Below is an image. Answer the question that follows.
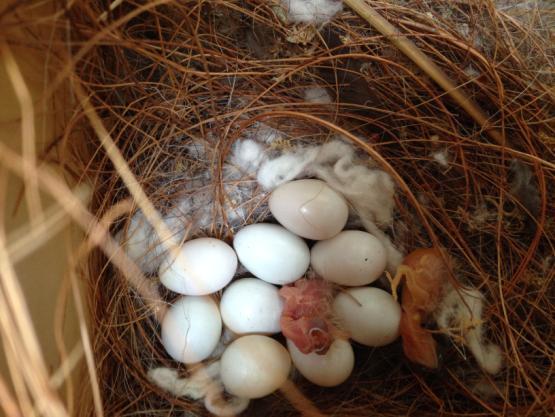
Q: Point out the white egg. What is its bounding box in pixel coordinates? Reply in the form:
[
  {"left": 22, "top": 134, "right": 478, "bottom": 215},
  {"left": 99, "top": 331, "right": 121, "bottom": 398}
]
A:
[
  {"left": 333, "top": 287, "right": 401, "bottom": 347},
  {"left": 287, "top": 339, "right": 354, "bottom": 387},
  {"left": 310, "top": 230, "right": 387, "bottom": 286},
  {"left": 269, "top": 179, "right": 349, "bottom": 240},
  {"left": 233, "top": 223, "right": 310, "bottom": 285},
  {"left": 221, "top": 335, "right": 291, "bottom": 399},
  {"left": 161, "top": 296, "right": 222, "bottom": 364},
  {"left": 159, "top": 238, "right": 237, "bottom": 295},
  {"left": 220, "top": 278, "right": 283, "bottom": 334}
]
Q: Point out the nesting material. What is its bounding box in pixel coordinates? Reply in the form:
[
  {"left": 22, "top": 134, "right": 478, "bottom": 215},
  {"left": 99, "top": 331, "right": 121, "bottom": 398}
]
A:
[
  {"left": 304, "top": 87, "right": 333, "bottom": 104},
  {"left": 116, "top": 210, "right": 184, "bottom": 275},
  {"left": 430, "top": 149, "right": 450, "bottom": 168},
  {"left": 33, "top": 0, "right": 553, "bottom": 416},
  {"left": 436, "top": 287, "right": 503, "bottom": 375},
  {"left": 279, "top": 0, "right": 343, "bottom": 24},
  {"left": 148, "top": 364, "right": 250, "bottom": 416}
]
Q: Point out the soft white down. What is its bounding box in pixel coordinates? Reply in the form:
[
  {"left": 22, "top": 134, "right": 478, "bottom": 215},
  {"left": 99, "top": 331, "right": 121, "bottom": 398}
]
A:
[
  {"left": 117, "top": 210, "right": 185, "bottom": 275},
  {"left": 280, "top": 0, "right": 343, "bottom": 24},
  {"left": 435, "top": 287, "right": 503, "bottom": 374},
  {"left": 304, "top": 86, "right": 332, "bottom": 104},
  {"left": 148, "top": 363, "right": 250, "bottom": 417}
]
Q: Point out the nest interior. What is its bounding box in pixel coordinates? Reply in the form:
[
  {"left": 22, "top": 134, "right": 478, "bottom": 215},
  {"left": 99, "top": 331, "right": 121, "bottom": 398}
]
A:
[{"left": 4, "top": 0, "right": 553, "bottom": 416}]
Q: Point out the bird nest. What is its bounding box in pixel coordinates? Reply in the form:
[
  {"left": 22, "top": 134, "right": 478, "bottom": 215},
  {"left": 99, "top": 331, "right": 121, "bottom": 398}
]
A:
[{"left": 0, "top": 1, "right": 553, "bottom": 416}]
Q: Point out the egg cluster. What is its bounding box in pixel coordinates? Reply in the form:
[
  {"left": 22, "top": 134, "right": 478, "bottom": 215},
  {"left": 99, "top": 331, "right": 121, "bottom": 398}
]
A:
[{"left": 157, "top": 179, "right": 401, "bottom": 400}]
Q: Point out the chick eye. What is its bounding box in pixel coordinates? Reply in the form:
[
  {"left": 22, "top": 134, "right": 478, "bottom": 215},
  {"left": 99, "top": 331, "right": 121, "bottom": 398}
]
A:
[{"left": 308, "top": 327, "right": 331, "bottom": 354}]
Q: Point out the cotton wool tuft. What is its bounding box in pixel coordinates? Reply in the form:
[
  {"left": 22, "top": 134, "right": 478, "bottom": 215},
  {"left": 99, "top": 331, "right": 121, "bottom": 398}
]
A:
[
  {"left": 304, "top": 86, "right": 332, "bottom": 104},
  {"left": 257, "top": 147, "right": 318, "bottom": 190},
  {"left": 280, "top": 0, "right": 343, "bottom": 24},
  {"left": 148, "top": 363, "right": 249, "bottom": 417},
  {"left": 435, "top": 287, "right": 503, "bottom": 375},
  {"left": 123, "top": 128, "right": 402, "bottom": 275},
  {"left": 230, "top": 139, "right": 266, "bottom": 172},
  {"left": 116, "top": 210, "right": 186, "bottom": 275},
  {"left": 431, "top": 149, "right": 450, "bottom": 168}
]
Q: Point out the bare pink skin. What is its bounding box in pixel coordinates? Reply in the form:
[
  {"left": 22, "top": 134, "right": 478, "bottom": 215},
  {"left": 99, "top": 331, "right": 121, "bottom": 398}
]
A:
[{"left": 279, "top": 278, "right": 345, "bottom": 355}]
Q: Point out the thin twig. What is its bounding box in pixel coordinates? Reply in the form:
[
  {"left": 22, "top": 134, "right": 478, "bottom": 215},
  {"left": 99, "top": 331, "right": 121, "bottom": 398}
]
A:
[
  {"left": 280, "top": 380, "right": 328, "bottom": 417},
  {"left": 343, "top": 0, "right": 505, "bottom": 145}
]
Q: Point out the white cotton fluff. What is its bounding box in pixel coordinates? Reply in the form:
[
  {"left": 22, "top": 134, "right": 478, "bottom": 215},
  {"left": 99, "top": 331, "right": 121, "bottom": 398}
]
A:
[
  {"left": 431, "top": 149, "right": 450, "bottom": 168},
  {"left": 148, "top": 363, "right": 249, "bottom": 417},
  {"left": 281, "top": 0, "right": 343, "bottom": 24},
  {"left": 204, "top": 388, "right": 250, "bottom": 417},
  {"left": 230, "top": 139, "right": 266, "bottom": 172},
  {"left": 304, "top": 86, "right": 332, "bottom": 104},
  {"left": 257, "top": 147, "right": 318, "bottom": 189},
  {"left": 149, "top": 132, "right": 401, "bottom": 271},
  {"left": 185, "top": 126, "right": 288, "bottom": 230},
  {"left": 309, "top": 140, "right": 395, "bottom": 226},
  {"left": 257, "top": 139, "right": 402, "bottom": 271},
  {"left": 160, "top": 135, "right": 270, "bottom": 233},
  {"left": 435, "top": 287, "right": 503, "bottom": 375},
  {"left": 171, "top": 187, "right": 249, "bottom": 232},
  {"left": 148, "top": 367, "right": 206, "bottom": 400},
  {"left": 185, "top": 141, "right": 208, "bottom": 160},
  {"left": 252, "top": 123, "right": 281, "bottom": 144},
  {"left": 223, "top": 162, "right": 265, "bottom": 226},
  {"left": 117, "top": 210, "right": 186, "bottom": 275}
]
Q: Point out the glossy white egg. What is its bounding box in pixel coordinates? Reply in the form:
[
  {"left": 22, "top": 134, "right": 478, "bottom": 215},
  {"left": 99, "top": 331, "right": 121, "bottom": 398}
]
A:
[
  {"left": 220, "top": 278, "right": 283, "bottom": 334},
  {"left": 269, "top": 179, "right": 349, "bottom": 240},
  {"left": 310, "top": 230, "right": 387, "bottom": 286},
  {"left": 233, "top": 223, "right": 310, "bottom": 285},
  {"left": 333, "top": 287, "right": 401, "bottom": 347},
  {"left": 159, "top": 238, "right": 237, "bottom": 295},
  {"left": 221, "top": 335, "right": 291, "bottom": 399},
  {"left": 161, "top": 296, "right": 222, "bottom": 364},
  {"left": 287, "top": 338, "right": 354, "bottom": 387}
]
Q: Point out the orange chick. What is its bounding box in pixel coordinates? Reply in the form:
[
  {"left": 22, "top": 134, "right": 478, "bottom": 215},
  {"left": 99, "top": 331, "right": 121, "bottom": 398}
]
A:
[{"left": 392, "top": 248, "right": 451, "bottom": 368}]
